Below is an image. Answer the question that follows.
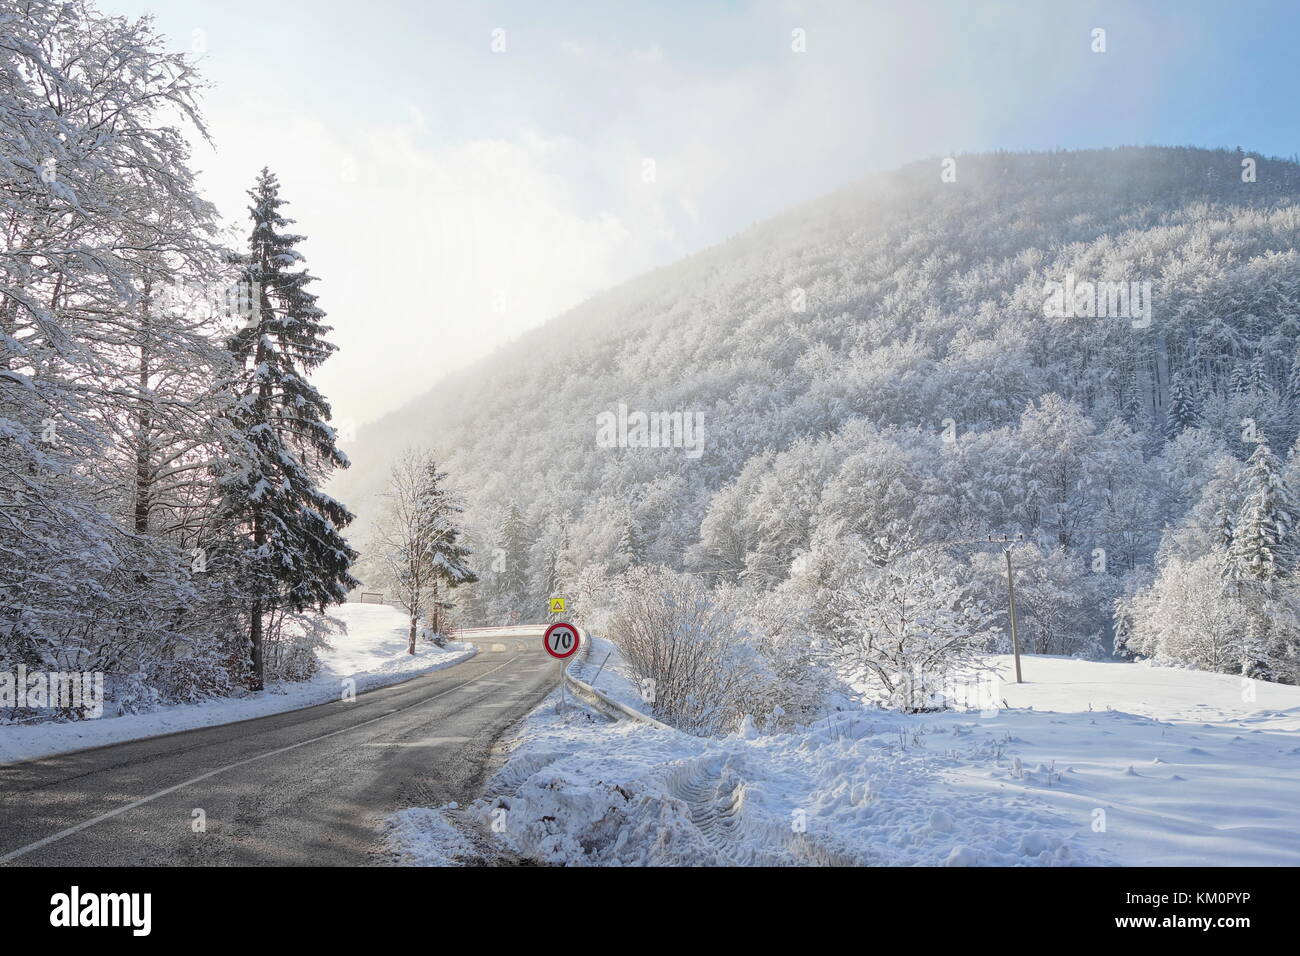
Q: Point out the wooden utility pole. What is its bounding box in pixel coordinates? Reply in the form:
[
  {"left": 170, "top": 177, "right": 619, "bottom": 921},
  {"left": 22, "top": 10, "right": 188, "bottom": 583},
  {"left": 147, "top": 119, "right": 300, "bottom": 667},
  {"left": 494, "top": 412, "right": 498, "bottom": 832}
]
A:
[{"left": 1004, "top": 546, "right": 1023, "bottom": 684}]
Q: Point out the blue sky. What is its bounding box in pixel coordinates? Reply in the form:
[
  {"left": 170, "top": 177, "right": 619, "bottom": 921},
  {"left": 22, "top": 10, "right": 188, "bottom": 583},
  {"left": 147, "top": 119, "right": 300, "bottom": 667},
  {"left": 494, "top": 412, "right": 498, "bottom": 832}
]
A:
[{"left": 108, "top": 0, "right": 1300, "bottom": 424}]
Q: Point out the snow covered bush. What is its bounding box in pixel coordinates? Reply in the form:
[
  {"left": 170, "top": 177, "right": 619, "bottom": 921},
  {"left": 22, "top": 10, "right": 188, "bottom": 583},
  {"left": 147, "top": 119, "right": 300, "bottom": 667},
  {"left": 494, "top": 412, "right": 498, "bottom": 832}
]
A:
[
  {"left": 605, "top": 566, "right": 769, "bottom": 735},
  {"left": 262, "top": 611, "right": 340, "bottom": 683},
  {"left": 713, "top": 582, "right": 831, "bottom": 728},
  {"left": 115, "top": 655, "right": 236, "bottom": 715},
  {"left": 148, "top": 656, "right": 239, "bottom": 706},
  {"left": 115, "top": 672, "right": 164, "bottom": 718}
]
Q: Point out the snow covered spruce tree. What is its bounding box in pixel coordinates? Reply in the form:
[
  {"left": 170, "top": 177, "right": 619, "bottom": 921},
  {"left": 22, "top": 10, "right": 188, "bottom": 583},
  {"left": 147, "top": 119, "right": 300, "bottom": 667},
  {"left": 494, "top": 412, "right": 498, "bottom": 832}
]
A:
[
  {"left": 530, "top": 516, "right": 572, "bottom": 620},
  {"left": 416, "top": 455, "right": 476, "bottom": 636},
  {"left": 493, "top": 501, "right": 532, "bottom": 619},
  {"left": 219, "top": 169, "right": 357, "bottom": 689},
  {"left": 1165, "top": 374, "right": 1200, "bottom": 437},
  {"left": 1223, "top": 437, "right": 1298, "bottom": 681}
]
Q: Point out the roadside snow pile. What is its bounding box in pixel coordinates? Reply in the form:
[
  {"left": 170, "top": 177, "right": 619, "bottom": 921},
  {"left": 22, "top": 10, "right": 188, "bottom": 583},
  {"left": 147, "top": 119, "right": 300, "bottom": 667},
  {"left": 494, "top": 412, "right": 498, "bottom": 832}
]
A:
[
  {"left": 400, "top": 650, "right": 1300, "bottom": 867},
  {"left": 382, "top": 807, "right": 485, "bottom": 866},
  {"left": 0, "top": 603, "right": 474, "bottom": 764},
  {"left": 457, "top": 701, "right": 1089, "bottom": 866}
]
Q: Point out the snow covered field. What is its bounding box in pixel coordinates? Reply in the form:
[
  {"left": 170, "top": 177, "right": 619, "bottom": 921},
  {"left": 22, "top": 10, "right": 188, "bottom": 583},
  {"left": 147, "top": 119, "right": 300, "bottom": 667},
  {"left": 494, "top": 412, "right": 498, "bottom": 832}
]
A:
[
  {"left": 0, "top": 604, "right": 474, "bottom": 765},
  {"left": 388, "top": 646, "right": 1300, "bottom": 867}
]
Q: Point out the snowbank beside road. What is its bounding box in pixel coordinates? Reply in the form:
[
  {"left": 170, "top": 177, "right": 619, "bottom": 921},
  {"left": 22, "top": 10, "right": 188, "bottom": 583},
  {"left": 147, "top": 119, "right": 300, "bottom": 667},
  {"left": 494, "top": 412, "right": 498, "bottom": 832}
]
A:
[
  {"left": 382, "top": 806, "right": 486, "bottom": 866},
  {"left": 0, "top": 603, "right": 475, "bottom": 765},
  {"left": 390, "top": 649, "right": 1300, "bottom": 867}
]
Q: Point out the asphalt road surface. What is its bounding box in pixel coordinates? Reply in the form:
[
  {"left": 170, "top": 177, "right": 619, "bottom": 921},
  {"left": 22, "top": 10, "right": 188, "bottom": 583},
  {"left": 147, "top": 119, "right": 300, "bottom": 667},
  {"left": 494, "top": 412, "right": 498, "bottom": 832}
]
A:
[{"left": 0, "top": 632, "right": 557, "bottom": 866}]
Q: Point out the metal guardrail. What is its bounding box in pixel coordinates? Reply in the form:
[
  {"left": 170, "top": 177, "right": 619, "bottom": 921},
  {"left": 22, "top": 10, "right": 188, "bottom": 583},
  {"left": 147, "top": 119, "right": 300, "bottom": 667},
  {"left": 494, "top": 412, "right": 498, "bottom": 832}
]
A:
[
  {"left": 446, "top": 625, "right": 547, "bottom": 640},
  {"left": 562, "top": 628, "right": 672, "bottom": 731},
  {"left": 447, "top": 622, "right": 670, "bottom": 729}
]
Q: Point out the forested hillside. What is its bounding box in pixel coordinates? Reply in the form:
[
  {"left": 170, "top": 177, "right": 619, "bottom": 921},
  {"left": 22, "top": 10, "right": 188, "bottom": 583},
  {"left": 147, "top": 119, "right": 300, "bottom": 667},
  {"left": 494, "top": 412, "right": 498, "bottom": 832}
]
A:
[{"left": 340, "top": 146, "right": 1300, "bottom": 688}]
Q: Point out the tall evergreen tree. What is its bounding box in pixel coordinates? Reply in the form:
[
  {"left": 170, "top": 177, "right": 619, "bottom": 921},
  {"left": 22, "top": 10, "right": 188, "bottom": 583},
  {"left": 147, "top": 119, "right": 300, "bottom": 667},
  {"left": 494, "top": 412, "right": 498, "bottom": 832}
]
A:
[
  {"left": 1230, "top": 363, "right": 1251, "bottom": 396},
  {"left": 1227, "top": 438, "right": 1296, "bottom": 582},
  {"left": 1287, "top": 351, "right": 1300, "bottom": 439},
  {"left": 418, "top": 457, "right": 477, "bottom": 634},
  {"left": 529, "top": 515, "right": 575, "bottom": 620},
  {"left": 219, "top": 169, "right": 357, "bottom": 688},
  {"left": 495, "top": 501, "right": 531, "bottom": 618},
  {"left": 1287, "top": 350, "right": 1300, "bottom": 402},
  {"left": 619, "top": 512, "right": 646, "bottom": 567},
  {"left": 1247, "top": 354, "right": 1269, "bottom": 396},
  {"left": 1165, "top": 373, "right": 1199, "bottom": 436},
  {"left": 536, "top": 548, "right": 560, "bottom": 617},
  {"left": 1225, "top": 437, "right": 1296, "bottom": 680}
]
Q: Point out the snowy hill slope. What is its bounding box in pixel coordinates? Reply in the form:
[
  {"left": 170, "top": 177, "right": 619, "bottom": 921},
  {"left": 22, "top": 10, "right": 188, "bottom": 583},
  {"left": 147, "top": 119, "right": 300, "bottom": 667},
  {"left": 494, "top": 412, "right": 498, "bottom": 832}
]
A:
[
  {"left": 333, "top": 147, "right": 1300, "bottom": 641},
  {"left": 389, "top": 651, "right": 1300, "bottom": 867}
]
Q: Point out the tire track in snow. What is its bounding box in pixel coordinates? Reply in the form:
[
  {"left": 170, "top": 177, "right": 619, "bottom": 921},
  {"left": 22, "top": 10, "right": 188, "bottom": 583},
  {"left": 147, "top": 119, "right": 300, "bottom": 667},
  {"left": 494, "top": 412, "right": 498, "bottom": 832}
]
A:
[{"left": 665, "top": 754, "right": 867, "bottom": 866}]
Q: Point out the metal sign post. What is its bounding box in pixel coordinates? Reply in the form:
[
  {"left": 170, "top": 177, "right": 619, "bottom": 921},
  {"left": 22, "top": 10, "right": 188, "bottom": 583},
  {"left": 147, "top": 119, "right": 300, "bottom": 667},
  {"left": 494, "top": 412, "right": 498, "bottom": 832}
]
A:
[{"left": 543, "top": 622, "right": 580, "bottom": 716}]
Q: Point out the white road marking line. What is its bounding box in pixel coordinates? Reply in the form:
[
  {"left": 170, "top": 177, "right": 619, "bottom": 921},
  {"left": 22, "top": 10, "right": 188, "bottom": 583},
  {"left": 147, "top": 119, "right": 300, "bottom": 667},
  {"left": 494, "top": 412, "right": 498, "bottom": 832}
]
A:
[{"left": 0, "top": 658, "right": 518, "bottom": 865}]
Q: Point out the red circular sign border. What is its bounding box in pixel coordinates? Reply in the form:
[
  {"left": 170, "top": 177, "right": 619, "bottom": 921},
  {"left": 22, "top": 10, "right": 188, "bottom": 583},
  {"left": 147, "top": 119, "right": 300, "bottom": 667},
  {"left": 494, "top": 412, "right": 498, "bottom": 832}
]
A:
[{"left": 543, "top": 621, "right": 580, "bottom": 659}]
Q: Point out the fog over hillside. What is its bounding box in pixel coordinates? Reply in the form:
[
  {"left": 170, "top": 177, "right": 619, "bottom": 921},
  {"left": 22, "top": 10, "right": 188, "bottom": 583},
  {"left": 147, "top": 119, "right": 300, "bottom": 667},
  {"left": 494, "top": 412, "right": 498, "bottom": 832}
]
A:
[{"left": 337, "top": 146, "right": 1300, "bottom": 672}]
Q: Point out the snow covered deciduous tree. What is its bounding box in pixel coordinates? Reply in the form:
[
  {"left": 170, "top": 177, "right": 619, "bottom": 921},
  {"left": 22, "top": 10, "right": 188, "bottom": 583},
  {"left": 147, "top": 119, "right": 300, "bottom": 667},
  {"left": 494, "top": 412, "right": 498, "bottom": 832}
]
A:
[
  {"left": 969, "top": 545, "right": 1095, "bottom": 656},
  {"left": 370, "top": 450, "right": 435, "bottom": 653},
  {"left": 826, "top": 541, "right": 999, "bottom": 712},
  {"left": 0, "top": 0, "right": 256, "bottom": 708},
  {"left": 1121, "top": 555, "right": 1247, "bottom": 673},
  {"left": 370, "top": 450, "right": 476, "bottom": 650}
]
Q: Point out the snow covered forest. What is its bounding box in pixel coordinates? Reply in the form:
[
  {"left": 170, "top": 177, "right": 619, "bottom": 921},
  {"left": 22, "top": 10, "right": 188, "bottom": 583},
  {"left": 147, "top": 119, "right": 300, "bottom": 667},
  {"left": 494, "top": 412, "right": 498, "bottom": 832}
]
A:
[
  {"left": 5, "top": 0, "right": 1300, "bottom": 736},
  {"left": 341, "top": 145, "right": 1300, "bottom": 722},
  {"left": 1, "top": 2, "right": 357, "bottom": 712}
]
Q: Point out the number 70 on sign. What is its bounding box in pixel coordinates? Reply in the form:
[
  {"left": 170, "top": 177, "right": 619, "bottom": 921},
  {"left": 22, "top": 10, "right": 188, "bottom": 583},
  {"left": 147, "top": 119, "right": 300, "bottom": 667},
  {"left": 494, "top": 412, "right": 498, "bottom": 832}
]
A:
[{"left": 544, "top": 622, "right": 579, "bottom": 659}]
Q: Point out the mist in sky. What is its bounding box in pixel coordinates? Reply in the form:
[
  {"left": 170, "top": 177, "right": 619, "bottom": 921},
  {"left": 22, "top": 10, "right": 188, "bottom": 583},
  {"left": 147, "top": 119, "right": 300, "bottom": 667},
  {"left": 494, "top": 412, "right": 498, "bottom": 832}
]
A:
[{"left": 106, "top": 0, "right": 1300, "bottom": 426}]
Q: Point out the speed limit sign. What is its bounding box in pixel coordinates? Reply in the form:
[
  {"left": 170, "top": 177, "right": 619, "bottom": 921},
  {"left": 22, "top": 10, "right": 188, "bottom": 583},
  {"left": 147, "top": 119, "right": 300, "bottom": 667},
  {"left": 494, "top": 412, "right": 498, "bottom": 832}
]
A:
[{"left": 543, "top": 622, "right": 580, "bottom": 659}]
